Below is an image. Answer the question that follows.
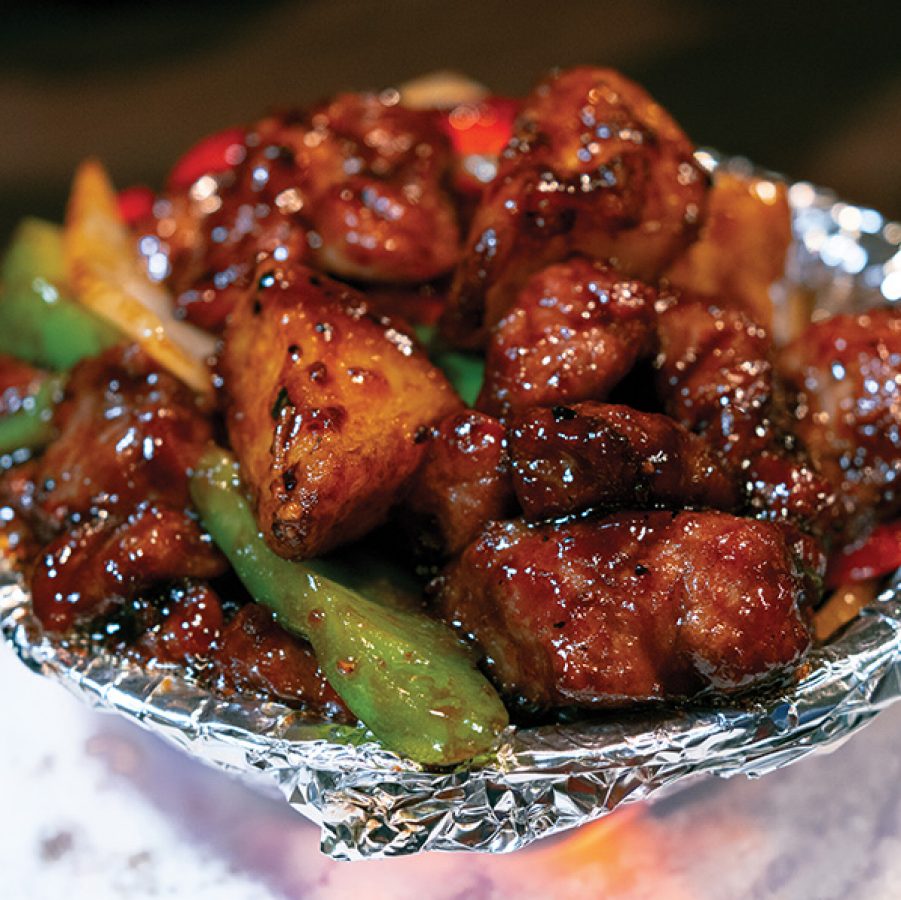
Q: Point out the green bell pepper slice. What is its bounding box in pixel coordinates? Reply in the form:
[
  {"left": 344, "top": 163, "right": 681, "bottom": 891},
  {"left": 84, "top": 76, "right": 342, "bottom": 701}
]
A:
[
  {"left": 414, "top": 323, "right": 485, "bottom": 407},
  {"left": 190, "top": 447, "right": 508, "bottom": 766},
  {"left": 0, "top": 218, "right": 118, "bottom": 370},
  {"left": 0, "top": 374, "right": 65, "bottom": 456}
]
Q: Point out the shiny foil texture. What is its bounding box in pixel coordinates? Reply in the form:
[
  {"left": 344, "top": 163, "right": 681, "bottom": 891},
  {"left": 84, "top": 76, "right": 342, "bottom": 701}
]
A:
[{"left": 3, "top": 156, "right": 901, "bottom": 860}]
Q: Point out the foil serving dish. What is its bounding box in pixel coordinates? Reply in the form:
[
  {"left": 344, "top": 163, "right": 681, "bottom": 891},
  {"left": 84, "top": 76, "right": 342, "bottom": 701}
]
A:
[{"left": 3, "top": 155, "right": 901, "bottom": 860}]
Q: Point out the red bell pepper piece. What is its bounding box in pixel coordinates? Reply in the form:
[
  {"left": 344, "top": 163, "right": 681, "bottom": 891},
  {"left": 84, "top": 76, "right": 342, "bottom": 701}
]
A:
[
  {"left": 441, "top": 97, "right": 518, "bottom": 159},
  {"left": 116, "top": 185, "right": 156, "bottom": 228},
  {"left": 166, "top": 127, "right": 246, "bottom": 193},
  {"left": 825, "top": 520, "right": 901, "bottom": 588}
]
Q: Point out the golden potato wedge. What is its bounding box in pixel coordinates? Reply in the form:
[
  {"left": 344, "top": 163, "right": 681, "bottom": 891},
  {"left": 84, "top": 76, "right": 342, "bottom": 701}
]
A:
[
  {"left": 220, "top": 262, "right": 462, "bottom": 559},
  {"left": 666, "top": 171, "right": 792, "bottom": 330}
]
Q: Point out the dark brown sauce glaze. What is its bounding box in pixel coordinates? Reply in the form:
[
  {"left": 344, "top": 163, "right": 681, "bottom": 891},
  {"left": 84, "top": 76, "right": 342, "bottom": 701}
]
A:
[
  {"left": 656, "top": 299, "right": 773, "bottom": 463},
  {"left": 26, "top": 344, "right": 213, "bottom": 535},
  {"left": 436, "top": 510, "right": 812, "bottom": 711},
  {"left": 100, "top": 583, "right": 354, "bottom": 723},
  {"left": 134, "top": 582, "right": 225, "bottom": 663},
  {"left": 401, "top": 409, "right": 516, "bottom": 558},
  {"left": 476, "top": 257, "right": 658, "bottom": 421},
  {"left": 212, "top": 603, "right": 353, "bottom": 722},
  {"left": 655, "top": 298, "right": 839, "bottom": 543},
  {"left": 167, "top": 94, "right": 461, "bottom": 331},
  {"left": 441, "top": 66, "right": 709, "bottom": 346},
  {"left": 780, "top": 309, "right": 901, "bottom": 538},
  {"left": 507, "top": 401, "right": 740, "bottom": 520},
  {"left": 30, "top": 502, "right": 225, "bottom": 632}
]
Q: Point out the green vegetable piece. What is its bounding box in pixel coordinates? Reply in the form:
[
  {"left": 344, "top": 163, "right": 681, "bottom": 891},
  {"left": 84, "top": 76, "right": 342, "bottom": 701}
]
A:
[
  {"left": 190, "top": 447, "right": 508, "bottom": 766},
  {"left": 431, "top": 349, "right": 485, "bottom": 407},
  {"left": 413, "top": 324, "right": 485, "bottom": 407},
  {"left": 0, "top": 374, "right": 65, "bottom": 455},
  {"left": 0, "top": 218, "right": 118, "bottom": 369}
]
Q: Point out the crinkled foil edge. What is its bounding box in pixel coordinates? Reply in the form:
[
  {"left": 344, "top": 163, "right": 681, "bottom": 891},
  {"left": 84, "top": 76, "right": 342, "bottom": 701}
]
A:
[{"left": 3, "top": 157, "right": 901, "bottom": 860}]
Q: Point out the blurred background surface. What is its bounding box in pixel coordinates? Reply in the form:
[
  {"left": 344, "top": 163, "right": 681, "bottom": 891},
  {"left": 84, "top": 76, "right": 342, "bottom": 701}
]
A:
[{"left": 3, "top": 0, "right": 900, "bottom": 242}]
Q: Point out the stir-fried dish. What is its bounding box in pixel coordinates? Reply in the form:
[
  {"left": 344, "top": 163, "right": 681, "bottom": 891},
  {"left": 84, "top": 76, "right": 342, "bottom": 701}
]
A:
[{"left": 2, "top": 67, "right": 899, "bottom": 766}]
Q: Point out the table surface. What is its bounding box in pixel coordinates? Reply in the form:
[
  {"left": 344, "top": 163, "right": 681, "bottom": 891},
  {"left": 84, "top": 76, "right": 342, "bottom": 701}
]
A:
[{"left": 2, "top": 642, "right": 900, "bottom": 900}]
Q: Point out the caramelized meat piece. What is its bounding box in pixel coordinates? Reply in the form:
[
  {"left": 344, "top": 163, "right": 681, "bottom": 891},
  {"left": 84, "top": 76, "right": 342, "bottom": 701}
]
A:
[
  {"left": 170, "top": 96, "right": 460, "bottom": 330},
  {"left": 477, "top": 258, "right": 657, "bottom": 420},
  {"left": 137, "top": 583, "right": 224, "bottom": 663},
  {"left": 744, "top": 450, "right": 839, "bottom": 540},
  {"left": 220, "top": 261, "right": 461, "bottom": 559},
  {"left": 309, "top": 93, "right": 459, "bottom": 282},
  {"left": 29, "top": 344, "right": 212, "bottom": 530},
  {"left": 656, "top": 299, "right": 773, "bottom": 463},
  {"left": 30, "top": 503, "right": 226, "bottom": 633},
  {"left": 442, "top": 66, "right": 708, "bottom": 345},
  {"left": 214, "top": 603, "right": 353, "bottom": 721},
  {"left": 437, "top": 511, "right": 811, "bottom": 710},
  {"left": 666, "top": 171, "right": 792, "bottom": 330},
  {"left": 403, "top": 409, "right": 515, "bottom": 557},
  {"left": 656, "top": 300, "right": 838, "bottom": 540},
  {"left": 779, "top": 309, "right": 901, "bottom": 527},
  {"left": 508, "top": 402, "right": 739, "bottom": 520}
]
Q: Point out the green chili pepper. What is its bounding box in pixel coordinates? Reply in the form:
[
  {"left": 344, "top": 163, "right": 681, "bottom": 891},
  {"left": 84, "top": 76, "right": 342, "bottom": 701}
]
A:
[
  {"left": 414, "top": 324, "right": 485, "bottom": 407},
  {"left": 190, "top": 447, "right": 508, "bottom": 765},
  {"left": 0, "top": 218, "right": 118, "bottom": 370},
  {"left": 0, "top": 374, "right": 65, "bottom": 456}
]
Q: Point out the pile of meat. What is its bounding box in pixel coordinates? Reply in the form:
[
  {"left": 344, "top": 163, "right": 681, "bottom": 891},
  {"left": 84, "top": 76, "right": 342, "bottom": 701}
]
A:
[{"left": 6, "top": 67, "right": 901, "bottom": 721}]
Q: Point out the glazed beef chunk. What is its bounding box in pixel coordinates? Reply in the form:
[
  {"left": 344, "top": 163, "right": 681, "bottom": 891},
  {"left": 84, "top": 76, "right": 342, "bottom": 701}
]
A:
[
  {"left": 507, "top": 401, "right": 740, "bottom": 520},
  {"left": 476, "top": 257, "right": 658, "bottom": 420},
  {"left": 779, "top": 309, "right": 901, "bottom": 533},
  {"left": 214, "top": 604, "right": 353, "bottom": 722},
  {"left": 402, "top": 409, "right": 516, "bottom": 558},
  {"left": 27, "top": 343, "right": 213, "bottom": 532},
  {"left": 442, "top": 66, "right": 708, "bottom": 345},
  {"left": 169, "top": 94, "right": 461, "bottom": 330},
  {"left": 656, "top": 298, "right": 837, "bottom": 541},
  {"left": 31, "top": 503, "right": 225, "bottom": 632},
  {"left": 436, "top": 510, "right": 812, "bottom": 711}
]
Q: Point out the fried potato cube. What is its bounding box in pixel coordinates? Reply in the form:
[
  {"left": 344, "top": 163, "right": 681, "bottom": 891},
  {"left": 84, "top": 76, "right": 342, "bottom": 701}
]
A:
[
  {"left": 220, "top": 263, "right": 461, "bottom": 559},
  {"left": 666, "top": 171, "right": 792, "bottom": 330}
]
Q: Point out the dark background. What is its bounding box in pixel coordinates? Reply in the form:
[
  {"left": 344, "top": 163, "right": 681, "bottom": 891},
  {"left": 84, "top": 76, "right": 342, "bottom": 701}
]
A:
[{"left": 4, "top": 0, "right": 900, "bottom": 241}]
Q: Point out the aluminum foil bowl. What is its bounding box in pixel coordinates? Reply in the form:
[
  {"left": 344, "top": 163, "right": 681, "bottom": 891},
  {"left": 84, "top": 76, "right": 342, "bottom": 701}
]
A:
[{"left": 4, "top": 154, "right": 901, "bottom": 860}]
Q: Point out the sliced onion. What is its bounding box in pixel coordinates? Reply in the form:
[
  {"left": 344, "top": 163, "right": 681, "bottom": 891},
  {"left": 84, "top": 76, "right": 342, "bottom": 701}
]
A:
[{"left": 64, "top": 159, "right": 215, "bottom": 398}]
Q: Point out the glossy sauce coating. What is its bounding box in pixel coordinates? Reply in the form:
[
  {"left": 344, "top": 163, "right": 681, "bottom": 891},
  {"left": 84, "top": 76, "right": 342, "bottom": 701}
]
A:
[
  {"left": 28, "top": 344, "right": 213, "bottom": 531},
  {"left": 656, "top": 299, "right": 772, "bottom": 462},
  {"left": 214, "top": 603, "right": 353, "bottom": 722},
  {"left": 137, "top": 582, "right": 225, "bottom": 663},
  {"left": 402, "top": 409, "right": 515, "bottom": 557},
  {"left": 442, "top": 66, "right": 708, "bottom": 345},
  {"left": 477, "top": 257, "right": 657, "bottom": 420},
  {"left": 30, "top": 502, "right": 225, "bottom": 633},
  {"left": 779, "top": 309, "right": 901, "bottom": 531},
  {"left": 437, "top": 510, "right": 811, "bottom": 710},
  {"left": 743, "top": 449, "right": 839, "bottom": 541},
  {"left": 220, "top": 260, "right": 461, "bottom": 559},
  {"left": 508, "top": 402, "right": 740, "bottom": 520},
  {"left": 169, "top": 95, "right": 460, "bottom": 330},
  {"left": 655, "top": 299, "right": 839, "bottom": 540}
]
